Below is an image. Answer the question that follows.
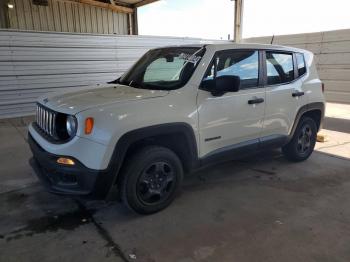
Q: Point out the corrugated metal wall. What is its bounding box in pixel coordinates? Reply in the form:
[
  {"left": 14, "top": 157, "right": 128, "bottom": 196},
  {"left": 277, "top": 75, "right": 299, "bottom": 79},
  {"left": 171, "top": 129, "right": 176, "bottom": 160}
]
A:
[
  {"left": 0, "top": 30, "right": 222, "bottom": 118},
  {"left": 7, "top": 0, "right": 129, "bottom": 34},
  {"left": 244, "top": 29, "right": 350, "bottom": 104}
]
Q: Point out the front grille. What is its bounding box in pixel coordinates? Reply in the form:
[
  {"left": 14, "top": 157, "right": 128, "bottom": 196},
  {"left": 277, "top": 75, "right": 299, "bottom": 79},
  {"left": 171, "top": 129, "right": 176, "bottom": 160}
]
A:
[{"left": 36, "top": 104, "right": 57, "bottom": 139}]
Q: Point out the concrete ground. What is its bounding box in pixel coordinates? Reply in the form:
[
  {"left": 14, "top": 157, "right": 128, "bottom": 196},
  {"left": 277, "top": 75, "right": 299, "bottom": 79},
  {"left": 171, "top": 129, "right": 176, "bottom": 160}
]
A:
[{"left": 0, "top": 103, "right": 349, "bottom": 262}]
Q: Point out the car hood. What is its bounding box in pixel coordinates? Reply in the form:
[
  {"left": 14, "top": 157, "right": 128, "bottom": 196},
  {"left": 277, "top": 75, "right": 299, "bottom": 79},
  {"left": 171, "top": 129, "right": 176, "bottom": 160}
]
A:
[{"left": 39, "top": 84, "right": 169, "bottom": 115}]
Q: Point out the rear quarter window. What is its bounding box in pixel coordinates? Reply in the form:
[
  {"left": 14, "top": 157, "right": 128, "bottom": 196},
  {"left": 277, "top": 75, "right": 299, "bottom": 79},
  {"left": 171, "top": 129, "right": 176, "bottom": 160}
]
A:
[{"left": 296, "top": 53, "right": 307, "bottom": 77}]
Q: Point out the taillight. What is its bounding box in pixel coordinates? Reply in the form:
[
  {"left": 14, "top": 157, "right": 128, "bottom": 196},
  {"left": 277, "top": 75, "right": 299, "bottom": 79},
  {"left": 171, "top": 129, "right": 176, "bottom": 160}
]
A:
[{"left": 321, "top": 83, "right": 325, "bottom": 93}]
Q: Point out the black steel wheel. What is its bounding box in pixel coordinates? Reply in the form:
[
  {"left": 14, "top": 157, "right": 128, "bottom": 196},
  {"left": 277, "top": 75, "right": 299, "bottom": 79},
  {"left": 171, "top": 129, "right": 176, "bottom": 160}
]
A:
[
  {"left": 282, "top": 116, "right": 317, "bottom": 162},
  {"left": 120, "top": 146, "right": 183, "bottom": 214},
  {"left": 296, "top": 124, "right": 313, "bottom": 155},
  {"left": 137, "top": 161, "right": 177, "bottom": 206}
]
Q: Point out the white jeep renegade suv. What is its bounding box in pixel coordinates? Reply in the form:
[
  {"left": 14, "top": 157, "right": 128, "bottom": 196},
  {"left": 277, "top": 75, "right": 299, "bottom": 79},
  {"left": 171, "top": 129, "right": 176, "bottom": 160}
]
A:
[{"left": 29, "top": 43, "right": 325, "bottom": 214}]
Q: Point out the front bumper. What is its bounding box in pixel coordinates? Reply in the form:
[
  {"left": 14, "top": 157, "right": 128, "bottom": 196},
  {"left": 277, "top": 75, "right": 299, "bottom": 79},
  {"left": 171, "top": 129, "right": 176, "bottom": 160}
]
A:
[{"left": 28, "top": 133, "right": 114, "bottom": 199}]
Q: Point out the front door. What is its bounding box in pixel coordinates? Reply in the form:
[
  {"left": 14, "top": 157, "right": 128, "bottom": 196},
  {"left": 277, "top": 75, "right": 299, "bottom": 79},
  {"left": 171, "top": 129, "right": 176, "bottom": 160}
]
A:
[{"left": 197, "top": 49, "right": 266, "bottom": 158}]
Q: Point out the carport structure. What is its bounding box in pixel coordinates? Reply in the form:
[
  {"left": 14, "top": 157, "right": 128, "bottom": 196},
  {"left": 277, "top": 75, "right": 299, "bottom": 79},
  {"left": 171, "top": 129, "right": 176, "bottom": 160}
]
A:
[
  {"left": 0, "top": 0, "right": 160, "bottom": 35},
  {"left": 1, "top": 0, "right": 228, "bottom": 119},
  {"left": 1, "top": 0, "right": 243, "bottom": 40}
]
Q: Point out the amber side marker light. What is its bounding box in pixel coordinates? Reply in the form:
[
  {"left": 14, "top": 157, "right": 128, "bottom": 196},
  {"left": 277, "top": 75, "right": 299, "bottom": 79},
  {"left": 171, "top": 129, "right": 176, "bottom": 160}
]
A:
[
  {"left": 57, "top": 157, "right": 75, "bottom": 166},
  {"left": 85, "top": 117, "right": 94, "bottom": 134}
]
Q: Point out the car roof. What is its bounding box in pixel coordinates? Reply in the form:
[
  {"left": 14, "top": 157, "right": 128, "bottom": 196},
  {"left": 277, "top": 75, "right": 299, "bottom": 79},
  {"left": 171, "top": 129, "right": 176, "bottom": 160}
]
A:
[
  {"left": 207, "top": 42, "right": 307, "bottom": 53},
  {"left": 156, "top": 42, "right": 309, "bottom": 54}
]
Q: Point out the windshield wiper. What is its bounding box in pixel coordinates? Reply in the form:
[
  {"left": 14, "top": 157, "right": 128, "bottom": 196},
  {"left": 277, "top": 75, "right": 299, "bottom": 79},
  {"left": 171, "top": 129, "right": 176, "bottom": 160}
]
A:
[
  {"left": 127, "top": 80, "right": 145, "bottom": 89},
  {"left": 112, "top": 78, "right": 130, "bottom": 86}
]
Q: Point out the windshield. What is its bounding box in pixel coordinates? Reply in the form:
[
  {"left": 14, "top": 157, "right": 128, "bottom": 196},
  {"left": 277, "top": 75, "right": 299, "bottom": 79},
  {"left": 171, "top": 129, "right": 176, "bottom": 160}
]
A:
[{"left": 118, "top": 47, "right": 205, "bottom": 90}]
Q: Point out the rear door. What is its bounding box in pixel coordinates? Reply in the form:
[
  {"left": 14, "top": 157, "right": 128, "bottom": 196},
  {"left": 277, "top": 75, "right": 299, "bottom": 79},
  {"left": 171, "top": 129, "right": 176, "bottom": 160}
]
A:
[{"left": 261, "top": 50, "right": 300, "bottom": 141}]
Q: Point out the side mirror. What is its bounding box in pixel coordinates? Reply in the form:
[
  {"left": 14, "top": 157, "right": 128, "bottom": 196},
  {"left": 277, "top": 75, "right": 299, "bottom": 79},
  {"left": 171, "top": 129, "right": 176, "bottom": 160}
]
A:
[{"left": 201, "top": 75, "right": 240, "bottom": 96}]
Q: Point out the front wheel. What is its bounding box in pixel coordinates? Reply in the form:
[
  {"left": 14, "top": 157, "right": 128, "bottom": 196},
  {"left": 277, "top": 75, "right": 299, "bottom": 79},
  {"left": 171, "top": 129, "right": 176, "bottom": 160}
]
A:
[
  {"left": 120, "top": 146, "right": 183, "bottom": 214},
  {"left": 282, "top": 117, "right": 318, "bottom": 162}
]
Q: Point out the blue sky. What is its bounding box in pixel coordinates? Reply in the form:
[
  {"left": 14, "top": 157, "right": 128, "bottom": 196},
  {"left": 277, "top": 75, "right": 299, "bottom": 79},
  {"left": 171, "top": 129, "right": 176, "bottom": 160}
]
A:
[{"left": 138, "top": 0, "right": 350, "bottom": 39}]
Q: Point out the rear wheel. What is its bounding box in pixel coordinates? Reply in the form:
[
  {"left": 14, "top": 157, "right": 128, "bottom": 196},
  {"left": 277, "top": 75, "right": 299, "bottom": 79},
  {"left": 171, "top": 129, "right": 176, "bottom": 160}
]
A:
[
  {"left": 120, "top": 146, "right": 183, "bottom": 214},
  {"left": 282, "top": 117, "right": 317, "bottom": 162}
]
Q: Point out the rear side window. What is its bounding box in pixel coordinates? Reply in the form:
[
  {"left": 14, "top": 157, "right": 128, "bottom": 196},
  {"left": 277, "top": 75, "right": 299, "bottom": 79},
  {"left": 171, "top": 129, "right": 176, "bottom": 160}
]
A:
[
  {"left": 204, "top": 50, "right": 260, "bottom": 89},
  {"left": 266, "top": 52, "right": 294, "bottom": 85},
  {"left": 296, "top": 53, "right": 307, "bottom": 77}
]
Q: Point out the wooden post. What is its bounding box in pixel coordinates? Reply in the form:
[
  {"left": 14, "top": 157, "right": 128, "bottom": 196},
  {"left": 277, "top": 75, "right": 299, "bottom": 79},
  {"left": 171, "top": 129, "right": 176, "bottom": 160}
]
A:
[
  {"left": 128, "top": 13, "right": 133, "bottom": 35},
  {"left": 0, "top": 0, "right": 9, "bottom": 28},
  {"left": 132, "top": 8, "right": 138, "bottom": 35}
]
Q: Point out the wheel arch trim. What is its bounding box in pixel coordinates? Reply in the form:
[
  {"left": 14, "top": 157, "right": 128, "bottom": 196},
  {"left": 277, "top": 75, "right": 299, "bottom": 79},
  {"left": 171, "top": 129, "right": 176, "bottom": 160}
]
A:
[
  {"left": 288, "top": 102, "right": 325, "bottom": 142},
  {"left": 99, "top": 123, "right": 199, "bottom": 197}
]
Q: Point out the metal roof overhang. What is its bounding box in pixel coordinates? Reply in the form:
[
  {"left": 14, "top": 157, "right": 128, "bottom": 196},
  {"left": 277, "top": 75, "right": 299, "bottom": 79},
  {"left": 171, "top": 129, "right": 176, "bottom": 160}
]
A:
[
  {"left": 116, "top": 0, "right": 160, "bottom": 8},
  {"left": 68, "top": 0, "right": 159, "bottom": 13}
]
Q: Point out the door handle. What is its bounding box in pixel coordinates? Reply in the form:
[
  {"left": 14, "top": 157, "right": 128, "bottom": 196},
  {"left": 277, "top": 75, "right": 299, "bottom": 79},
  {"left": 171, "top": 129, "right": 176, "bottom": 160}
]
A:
[
  {"left": 292, "top": 91, "right": 305, "bottom": 97},
  {"left": 248, "top": 98, "right": 264, "bottom": 105}
]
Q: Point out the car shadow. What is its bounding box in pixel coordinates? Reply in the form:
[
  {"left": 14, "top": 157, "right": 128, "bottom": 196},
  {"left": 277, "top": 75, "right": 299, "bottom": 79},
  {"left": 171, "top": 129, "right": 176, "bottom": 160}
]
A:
[{"left": 90, "top": 149, "right": 286, "bottom": 220}]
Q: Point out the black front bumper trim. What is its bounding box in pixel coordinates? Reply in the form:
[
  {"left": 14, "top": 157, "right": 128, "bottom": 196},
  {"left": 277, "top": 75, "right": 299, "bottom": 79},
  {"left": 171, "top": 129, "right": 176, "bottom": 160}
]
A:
[{"left": 28, "top": 133, "right": 115, "bottom": 199}]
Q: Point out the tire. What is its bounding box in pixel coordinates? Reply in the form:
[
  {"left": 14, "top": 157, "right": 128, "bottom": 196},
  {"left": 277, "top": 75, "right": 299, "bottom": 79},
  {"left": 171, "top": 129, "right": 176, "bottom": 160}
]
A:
[
  {"left": 120, "top": 146, "right": 184, "bottom": 214},
  {"left": 282, "top": 116, "right": 318, "bottom": 162}
]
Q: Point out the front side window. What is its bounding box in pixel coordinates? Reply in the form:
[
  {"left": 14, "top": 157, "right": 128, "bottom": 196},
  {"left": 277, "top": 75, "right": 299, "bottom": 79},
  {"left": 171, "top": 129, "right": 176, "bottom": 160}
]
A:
[
  {"left": 296, "top": 53, "right": 307, "bottom": 77},
  {"left": 119, "top": 47, "right": 205, "bottom": 90},
  {"left": 266, "top": 52, "right": 294, "bottom": 85},
  {"left": 203, "top": 50, "right": 260, "bottom": 89}
]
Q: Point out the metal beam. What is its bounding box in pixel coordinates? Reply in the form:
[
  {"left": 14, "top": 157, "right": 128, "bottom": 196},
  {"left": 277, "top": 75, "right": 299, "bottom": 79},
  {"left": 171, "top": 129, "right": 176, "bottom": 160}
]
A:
[
  {"left": 134, "top": 0, "right": 159, "bottom": 8},
  {"left": 58, "top": 0, "right": 134, "bottom": 13},
  {"left": 234, "top": 0, "right": 244, "bottom": 42}
]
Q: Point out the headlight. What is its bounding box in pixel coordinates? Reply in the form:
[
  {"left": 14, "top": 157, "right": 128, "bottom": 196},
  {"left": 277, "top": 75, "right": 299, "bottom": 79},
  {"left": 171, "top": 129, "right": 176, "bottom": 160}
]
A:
[{"left": 66, "top": 115, "right": 77, "bottom": 137}]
